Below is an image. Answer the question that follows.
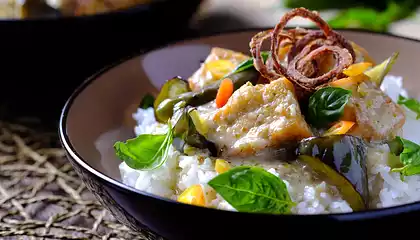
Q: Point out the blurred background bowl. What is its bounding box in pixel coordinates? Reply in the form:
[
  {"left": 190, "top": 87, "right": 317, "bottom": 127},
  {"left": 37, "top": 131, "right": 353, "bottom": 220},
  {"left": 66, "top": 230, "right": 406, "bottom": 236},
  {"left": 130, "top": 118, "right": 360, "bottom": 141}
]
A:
[{"left": 0, "top": 0, "right": 204, "bottom": 125}]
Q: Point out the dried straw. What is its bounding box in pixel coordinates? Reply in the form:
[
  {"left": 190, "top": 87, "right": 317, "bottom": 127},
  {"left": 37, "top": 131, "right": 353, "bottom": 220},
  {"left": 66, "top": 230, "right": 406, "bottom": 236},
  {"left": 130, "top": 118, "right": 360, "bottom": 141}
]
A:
[{"left": 0, "top": 119, "right": 162, "bottom": 240}]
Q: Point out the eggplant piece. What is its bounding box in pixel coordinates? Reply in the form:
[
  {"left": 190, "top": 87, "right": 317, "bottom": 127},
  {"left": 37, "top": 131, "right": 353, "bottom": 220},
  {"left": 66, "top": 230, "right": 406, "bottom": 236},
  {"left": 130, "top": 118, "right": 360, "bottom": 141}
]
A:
[
  {"left": 139, "top": 94, "right": 155, "bottom": 109},
  {"left": 297, "top": 134, "right": 368, "bottom": 211},
  {"left": 154, "top": 77, "right": 190, "bottom": 122},
  {"left": 155, "top": 69, "right": 259, "bottom": 123},
  {"left": 171, "top": 103, "right": 217, "bottom": 156}
]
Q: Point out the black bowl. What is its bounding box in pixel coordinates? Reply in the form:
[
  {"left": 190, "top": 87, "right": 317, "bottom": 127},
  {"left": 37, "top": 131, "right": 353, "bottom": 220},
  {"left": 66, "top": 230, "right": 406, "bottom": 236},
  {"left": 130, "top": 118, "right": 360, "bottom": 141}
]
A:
[
  {"left": 0, "top": 0, "right": 202, "bottom": 125},
  {"left": 59, "top": 28, "right": 420, "bottom": 239}
]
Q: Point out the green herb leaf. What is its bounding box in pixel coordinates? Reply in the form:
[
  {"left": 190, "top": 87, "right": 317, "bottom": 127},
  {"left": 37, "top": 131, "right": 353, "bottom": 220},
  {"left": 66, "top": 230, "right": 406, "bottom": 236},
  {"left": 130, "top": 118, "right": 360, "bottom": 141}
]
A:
[
  {"left": 231, "top": 51, "right": 270, "bottom": 74},
  {"left": 140, "top": 94, "right": 155, "bottom": 109},
  {"left": 390, "top": 137, "right": 420, "bottom": 179},
  {"left": 113, "top": 122, "right": 173, "bottom": 170},
  {"left": 208, "top": 166, "right": 294, "bottom": 214},
  {"left": 307, "top": 87, "right": 352, "bottom": 127},
  {"left": 397, "top": 95, "right": 420, "bottom": 120}
]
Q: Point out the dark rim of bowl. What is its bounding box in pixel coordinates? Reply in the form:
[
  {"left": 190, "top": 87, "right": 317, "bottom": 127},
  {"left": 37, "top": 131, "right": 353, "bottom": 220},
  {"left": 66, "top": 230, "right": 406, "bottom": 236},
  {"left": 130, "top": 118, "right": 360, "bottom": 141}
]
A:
[{"left": 59, "top": 27, "right": 420, "bottom": 221}]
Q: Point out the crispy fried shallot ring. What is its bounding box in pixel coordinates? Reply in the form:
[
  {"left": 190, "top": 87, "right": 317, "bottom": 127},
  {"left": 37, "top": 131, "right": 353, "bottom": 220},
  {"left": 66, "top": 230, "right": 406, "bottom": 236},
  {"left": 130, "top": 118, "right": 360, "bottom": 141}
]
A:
[
  {"left": 250, "top": 29, "right": 293, "bottom": 80},
  {"left": 250, "top": 7, "right": 356, "bottom": 94}
]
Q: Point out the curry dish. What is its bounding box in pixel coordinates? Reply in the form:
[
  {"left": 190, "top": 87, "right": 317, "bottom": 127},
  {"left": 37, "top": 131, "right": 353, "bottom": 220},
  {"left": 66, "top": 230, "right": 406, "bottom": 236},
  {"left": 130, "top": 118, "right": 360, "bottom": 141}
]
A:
[{"left": 115, "top": 8, "right": 420, "bottom": 214}]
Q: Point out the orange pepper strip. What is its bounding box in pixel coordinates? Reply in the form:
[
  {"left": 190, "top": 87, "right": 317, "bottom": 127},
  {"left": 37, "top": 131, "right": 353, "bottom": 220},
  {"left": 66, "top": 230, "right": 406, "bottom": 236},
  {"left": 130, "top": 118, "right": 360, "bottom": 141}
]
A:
[
  {"left": 343, "top": 62, "right": 373, "bottom": 77},
  {"left": 278, "top": 44, "right": 292, "bottom": 61},
  {"left": 329, "top": 74, "right": 369, "bottom": 89},
  {"left": 323, "top": 121, "right": 356, "bottom": 136},
  {"left": 341, "top": 105, "right": 357, "bottom": 122},
  {"left": 216, "top": 78, "right": 234, "bottom": 108}
]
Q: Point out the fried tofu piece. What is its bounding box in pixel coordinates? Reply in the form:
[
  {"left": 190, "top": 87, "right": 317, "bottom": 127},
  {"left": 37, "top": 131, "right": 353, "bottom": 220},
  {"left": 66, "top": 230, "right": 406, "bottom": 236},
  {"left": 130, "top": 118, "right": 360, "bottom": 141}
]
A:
[
  {"left": 206, "top": 78, "right": 313, "bottom": 157},
  {"left": 342, "top": 81, "right": 405, "bottom": 141},
  {"left": 188, "top": 47, "right": 250, "bottom": 92}
]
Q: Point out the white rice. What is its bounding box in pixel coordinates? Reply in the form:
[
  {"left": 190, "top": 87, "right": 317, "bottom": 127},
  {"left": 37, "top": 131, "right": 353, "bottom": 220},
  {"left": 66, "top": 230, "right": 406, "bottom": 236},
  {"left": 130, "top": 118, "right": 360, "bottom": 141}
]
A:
[{"left": 119, "top": 75, "right": 420, "bottom": 214}]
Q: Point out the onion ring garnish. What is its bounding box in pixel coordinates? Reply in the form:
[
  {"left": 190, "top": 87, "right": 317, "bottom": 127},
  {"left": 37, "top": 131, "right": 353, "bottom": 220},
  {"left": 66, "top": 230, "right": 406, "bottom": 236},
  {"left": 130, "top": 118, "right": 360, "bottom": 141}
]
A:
[{"left": 250, "top": 7, "right": 356, "bottom": 96}]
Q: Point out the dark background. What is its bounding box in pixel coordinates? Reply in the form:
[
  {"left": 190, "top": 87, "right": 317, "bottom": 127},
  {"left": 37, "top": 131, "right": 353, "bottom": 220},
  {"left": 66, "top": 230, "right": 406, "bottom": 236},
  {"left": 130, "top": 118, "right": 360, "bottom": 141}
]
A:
[
  {"left": 0, "top": 2, "right": 254, "bottom": 128},
  {"left": 0, "top": 3, "right": 200, "bottom": 127}
]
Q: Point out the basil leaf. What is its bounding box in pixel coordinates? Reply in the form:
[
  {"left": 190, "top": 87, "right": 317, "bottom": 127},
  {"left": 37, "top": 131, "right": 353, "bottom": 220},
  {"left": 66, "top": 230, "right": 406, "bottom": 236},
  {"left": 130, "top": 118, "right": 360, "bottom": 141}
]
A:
[
  {"left": 232, "top": 51, "right": 270, "bottom": 74},
  {"left": 208, "top": 166, "right": 295, "bottom": 214},
  {"left": 114, "top": 123, "right": 173, "bottom": 170},
  {"left": 391, "top": 137, "right": 420, "bottom": 179},
  {"left": 140, "top": 94, "right": 155, "bottom": 109},
  {"left": 397, "top": 95, "right": 420, "bottom": 120},
  {"left": 307, "top": 87, "right": 352, "bottom": 127}
]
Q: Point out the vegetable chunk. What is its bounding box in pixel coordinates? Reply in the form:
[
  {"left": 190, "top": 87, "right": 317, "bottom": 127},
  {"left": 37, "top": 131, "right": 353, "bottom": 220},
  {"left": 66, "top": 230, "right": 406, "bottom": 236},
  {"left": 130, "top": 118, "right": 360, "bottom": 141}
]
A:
[
  {"left": 188, "top": 47, "right": 250, "bottom": 92},
  {"left": 208, "top": 78, "right": 313, "bottom": 157}
]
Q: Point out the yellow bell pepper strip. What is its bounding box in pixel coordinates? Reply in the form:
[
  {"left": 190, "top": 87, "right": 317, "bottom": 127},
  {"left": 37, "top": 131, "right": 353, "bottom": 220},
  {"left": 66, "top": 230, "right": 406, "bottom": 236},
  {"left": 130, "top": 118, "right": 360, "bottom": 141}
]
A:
[
  {"left": 323, "top": 121, "right": 356, "bottom": 136},
  {"left": 343, "top": 62, "right": 373, "bottom": 77},
  {"left": 215, "top": 159, "right": 231, "bottom": 174},
  {"left": 178, "top": 184, "right": 206, "bottom": 207}
]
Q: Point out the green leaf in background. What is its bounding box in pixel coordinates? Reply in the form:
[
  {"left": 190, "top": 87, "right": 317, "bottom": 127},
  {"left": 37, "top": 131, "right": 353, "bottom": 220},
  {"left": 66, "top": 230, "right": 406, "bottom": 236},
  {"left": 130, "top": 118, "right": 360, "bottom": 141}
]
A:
[
  {"left": 208, "top": 166, "right": 295, "bottom": 214},
  {"left": 114, "top": 122, "right": 173, "bottom": 170},
  {"left": 327, "top": 0, "right": 418, "bottom": 32},
  {"left": 140, "top": 94, "right": 155, "bottom": 109},
  {"left": 397, "top": 95, "right": 420, "bottom": 119},
  {"left": 328, "top": 8, "right": 389, "bottom": 32},
  {"left": 307, "top": 87, "right": 352, "bottom": 127},
  {"left": 390, "top": 137, "right": 420, "bottom": 180}
]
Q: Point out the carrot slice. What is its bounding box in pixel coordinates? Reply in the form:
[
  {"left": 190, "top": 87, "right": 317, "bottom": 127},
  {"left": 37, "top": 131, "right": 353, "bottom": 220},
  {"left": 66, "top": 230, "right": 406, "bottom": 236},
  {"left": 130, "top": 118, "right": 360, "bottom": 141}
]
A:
[
  {"left": 343, "top": 62, "right": 373, "bottom": 77},
  {"left": 323, "top": 121, "right": 356, "bottom": 136},
  {"left": 216, "top": 78, "right": 234, "bottom": 108}
]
